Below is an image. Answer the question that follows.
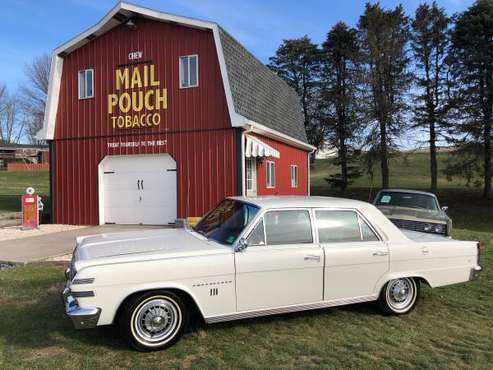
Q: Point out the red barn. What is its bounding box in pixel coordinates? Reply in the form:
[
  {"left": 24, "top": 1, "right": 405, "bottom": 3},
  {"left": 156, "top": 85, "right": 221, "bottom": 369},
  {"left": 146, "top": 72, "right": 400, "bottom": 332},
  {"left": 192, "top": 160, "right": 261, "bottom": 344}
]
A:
[{"left": 37, "top": 2, "right": 314, "bottom": 225}]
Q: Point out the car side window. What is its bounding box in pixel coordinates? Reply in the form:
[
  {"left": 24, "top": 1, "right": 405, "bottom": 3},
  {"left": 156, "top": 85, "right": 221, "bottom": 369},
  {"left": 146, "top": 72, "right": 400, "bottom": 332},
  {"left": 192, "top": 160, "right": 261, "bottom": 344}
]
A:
[
  {"left": 360, "top": 217, "right": 379, "bottom": 241},
  {"left": 315, "top": 210, "right": 379, "bottom": 243},
  {"left": 264, "top": 210, "right": 313, "bottom": 245},
  {"left": 247, "top": 219, "right": 265, "bottom": 246}
]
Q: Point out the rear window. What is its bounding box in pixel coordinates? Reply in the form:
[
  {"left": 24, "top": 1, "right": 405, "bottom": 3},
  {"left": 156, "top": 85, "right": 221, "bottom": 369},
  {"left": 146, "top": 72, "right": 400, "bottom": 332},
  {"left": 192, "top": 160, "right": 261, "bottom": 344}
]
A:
[
  {"left": 315, "top": 210, "right": 379, "bottom": 243},
  {"left": 375, "top": 192, "right": 438, "bottom": 211}
]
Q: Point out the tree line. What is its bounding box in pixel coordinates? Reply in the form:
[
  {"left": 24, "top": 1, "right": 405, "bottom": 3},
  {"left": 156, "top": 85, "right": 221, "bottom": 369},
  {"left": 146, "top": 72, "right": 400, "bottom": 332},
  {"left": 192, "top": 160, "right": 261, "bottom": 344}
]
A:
[
  {"left": 268, "top": 0, "right": 493, "bottom": 198},
  {"left": 0, "top": 54, "right": 50, "bottom": 146}
]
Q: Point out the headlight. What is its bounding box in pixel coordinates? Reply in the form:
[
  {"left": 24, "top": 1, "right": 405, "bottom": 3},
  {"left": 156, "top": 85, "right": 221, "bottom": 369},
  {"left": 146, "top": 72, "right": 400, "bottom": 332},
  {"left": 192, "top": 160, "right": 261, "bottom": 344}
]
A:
[
  {"left": 424, "top": 224, "right": 432, "bottom": 232},
  {"left": 434, "top": 224, "right": 444, "bottom": 234}
]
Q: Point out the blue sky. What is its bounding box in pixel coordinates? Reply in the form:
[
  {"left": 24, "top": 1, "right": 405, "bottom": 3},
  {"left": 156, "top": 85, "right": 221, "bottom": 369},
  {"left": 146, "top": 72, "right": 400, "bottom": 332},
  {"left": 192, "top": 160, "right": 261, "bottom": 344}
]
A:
[{"left": 0, "top": 0, "right": 474, "bottom": 92}]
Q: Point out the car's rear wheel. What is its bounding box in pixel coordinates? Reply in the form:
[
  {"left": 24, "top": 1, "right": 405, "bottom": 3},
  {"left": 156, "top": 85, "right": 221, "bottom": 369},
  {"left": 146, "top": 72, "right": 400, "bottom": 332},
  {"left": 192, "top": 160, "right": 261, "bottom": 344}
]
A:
[
  {"left": 120, "top": 290, "right": 188, "bottom": 351},
  {"left": 378, "top": 277, "right": 419, "bottom": 315}
]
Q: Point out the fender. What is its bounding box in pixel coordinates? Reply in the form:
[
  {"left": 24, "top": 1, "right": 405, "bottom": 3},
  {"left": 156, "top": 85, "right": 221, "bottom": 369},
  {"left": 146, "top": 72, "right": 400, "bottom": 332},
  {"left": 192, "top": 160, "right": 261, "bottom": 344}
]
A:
[
  {"left": 374, "top": 272, "right": 433, "bottom": 294},
  {"left": 97, "top": 281, "right": 206, "bottom": 325}
]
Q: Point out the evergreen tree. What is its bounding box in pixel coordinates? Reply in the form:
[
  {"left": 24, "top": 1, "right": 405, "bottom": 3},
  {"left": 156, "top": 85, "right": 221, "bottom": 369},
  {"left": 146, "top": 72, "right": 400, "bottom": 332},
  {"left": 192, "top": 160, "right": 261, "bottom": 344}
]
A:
[
  {"left": 411, "top": 2, "right": 450, "bottom": 193},
  {"left": 446, "top": 0, "right": 493, "bottom": 198},
  {"left": 320, "top": 22, "right": 362, "bottom": 193},
  {"left": 268, "top": 36, "right": 323, "bottom": 149},
  {"left": 358, "top": 3, "right": 412, "bottom": 188}
]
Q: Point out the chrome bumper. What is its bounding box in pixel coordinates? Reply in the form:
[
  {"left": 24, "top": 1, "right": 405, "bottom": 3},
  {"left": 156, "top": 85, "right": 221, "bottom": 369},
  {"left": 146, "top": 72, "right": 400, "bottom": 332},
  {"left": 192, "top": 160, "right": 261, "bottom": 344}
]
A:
[
  {"left": 62, "top": 287, "right": 101, "bottom": 329},
  {"left": 470, "top": 266, "right": 482, "bottom": 280}
]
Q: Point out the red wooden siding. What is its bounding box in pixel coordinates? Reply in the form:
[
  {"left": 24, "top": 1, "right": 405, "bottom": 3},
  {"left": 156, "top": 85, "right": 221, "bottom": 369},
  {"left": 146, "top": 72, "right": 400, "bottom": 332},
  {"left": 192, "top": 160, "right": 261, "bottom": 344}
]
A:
[
  {"left": 55, "top": 18, "right": 230, "bottom": 140},
  {"left": 52, "top": 17, "right": 236, "bottom": 225},
  {"left": 52, "top": 130, "right": 237, "bottom": 225},
  {"left": 253, "top": 135, "right": 309, "bottom": 196},
  {"left": 7, "top": 163, "right": 49, "bottom": 172}
]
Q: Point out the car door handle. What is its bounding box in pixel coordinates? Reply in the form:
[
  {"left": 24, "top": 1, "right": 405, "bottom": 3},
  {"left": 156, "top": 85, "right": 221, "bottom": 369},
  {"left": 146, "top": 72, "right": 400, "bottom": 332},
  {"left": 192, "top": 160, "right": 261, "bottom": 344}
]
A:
[
  {"left": 304, "top": 254, "right": 320, "bottom": 262},
  {"left": 422, "top": 247, "right": 429, "bottom": 255},
  {"left": 373, "top": 250, "right": 389, "bottom": 257}
]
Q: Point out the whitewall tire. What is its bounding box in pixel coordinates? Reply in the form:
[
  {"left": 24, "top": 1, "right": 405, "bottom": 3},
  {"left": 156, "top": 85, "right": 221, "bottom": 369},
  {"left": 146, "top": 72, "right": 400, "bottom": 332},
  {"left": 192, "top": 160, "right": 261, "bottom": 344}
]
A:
[
  {"left": 378, "top": 277, "right": 420, "bottom": 315},
  {"left": 120, "top": 290, "right": 189, "bottom": 351}
]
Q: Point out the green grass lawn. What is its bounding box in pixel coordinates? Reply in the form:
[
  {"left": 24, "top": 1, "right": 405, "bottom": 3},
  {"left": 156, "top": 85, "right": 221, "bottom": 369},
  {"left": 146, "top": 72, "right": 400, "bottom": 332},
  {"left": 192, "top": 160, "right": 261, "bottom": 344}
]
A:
[
  {"left": 0, "top": 171, "right": 49, "bottom": 213},
  {"left": 0, "top": 154, "right": 492, "bottom": 368}
]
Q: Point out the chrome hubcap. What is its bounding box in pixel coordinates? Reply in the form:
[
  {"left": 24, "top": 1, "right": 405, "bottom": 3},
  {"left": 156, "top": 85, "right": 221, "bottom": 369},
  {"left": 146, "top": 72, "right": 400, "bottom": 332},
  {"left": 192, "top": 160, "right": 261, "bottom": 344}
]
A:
[
  {"left": 132, "top": 297, "right": 181, "bottom": 345},
  {"left": 386, "top": 278, "right": 415, "bottom": 312}
]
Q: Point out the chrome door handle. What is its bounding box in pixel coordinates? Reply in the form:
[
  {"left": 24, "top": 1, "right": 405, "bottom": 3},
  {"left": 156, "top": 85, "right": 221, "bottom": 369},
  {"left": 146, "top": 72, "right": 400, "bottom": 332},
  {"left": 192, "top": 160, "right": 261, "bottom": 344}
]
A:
[
  {"left": 422, "top": 247, "right": 429, "bottom": 255},
  {"left": 304, "top": 254, "right": 320, "bottom": 262},
  {"left": 373, "top": 251, "right": 389, "bottom": 257}
]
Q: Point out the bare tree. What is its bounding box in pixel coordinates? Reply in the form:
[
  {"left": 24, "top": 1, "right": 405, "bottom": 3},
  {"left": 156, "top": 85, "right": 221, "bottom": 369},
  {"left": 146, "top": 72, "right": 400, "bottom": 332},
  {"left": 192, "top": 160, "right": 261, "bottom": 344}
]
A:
[
  {"left": 19, "top": 53, "right": 51, "bottom": 143},
  {"left": 0, "top": 85, "right": 24, "bottom": 144}
]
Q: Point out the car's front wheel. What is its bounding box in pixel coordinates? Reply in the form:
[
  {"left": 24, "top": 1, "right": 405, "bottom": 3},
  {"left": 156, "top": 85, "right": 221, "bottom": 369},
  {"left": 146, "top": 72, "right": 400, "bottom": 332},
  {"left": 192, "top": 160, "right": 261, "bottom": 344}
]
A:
[
  {"left": 120, "top": 290, "right": 188, "bottom": 351},
  {"left": 378, "top": 277, "right": 420, "bottom": 315}
]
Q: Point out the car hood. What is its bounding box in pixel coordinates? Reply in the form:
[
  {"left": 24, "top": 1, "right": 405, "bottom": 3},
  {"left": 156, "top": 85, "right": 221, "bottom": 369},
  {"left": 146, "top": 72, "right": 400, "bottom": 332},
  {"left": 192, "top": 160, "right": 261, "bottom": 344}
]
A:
[
  {"left": 73, "top": 228, "right": 230, "bottom": 267},
  {"left": 377, "top": 205, "right": 448, "bottom": 222}
]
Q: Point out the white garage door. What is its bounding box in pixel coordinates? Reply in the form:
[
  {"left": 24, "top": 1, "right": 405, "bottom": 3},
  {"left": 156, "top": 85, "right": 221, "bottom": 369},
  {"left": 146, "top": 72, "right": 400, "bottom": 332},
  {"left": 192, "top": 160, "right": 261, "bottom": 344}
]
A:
[{"left": 99, "top": 154, "right": 177, "bottom": 225}]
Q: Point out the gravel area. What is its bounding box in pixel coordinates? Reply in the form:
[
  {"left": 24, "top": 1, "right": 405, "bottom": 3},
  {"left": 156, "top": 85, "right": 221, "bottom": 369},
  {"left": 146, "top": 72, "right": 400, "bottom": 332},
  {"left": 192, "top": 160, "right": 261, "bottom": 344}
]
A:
[
  {"left": 0, "top": 224, "right": 85, "bottom": 242},
  {"left": 45, "top": 253, "right": 72, "bottom": 262}
]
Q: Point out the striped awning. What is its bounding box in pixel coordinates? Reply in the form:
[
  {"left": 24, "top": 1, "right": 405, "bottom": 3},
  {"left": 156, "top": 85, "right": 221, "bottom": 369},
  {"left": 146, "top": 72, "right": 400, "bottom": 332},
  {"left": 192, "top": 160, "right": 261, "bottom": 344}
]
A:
[{"left": 245, "top": 135, "right": 280, "bottom": 158}]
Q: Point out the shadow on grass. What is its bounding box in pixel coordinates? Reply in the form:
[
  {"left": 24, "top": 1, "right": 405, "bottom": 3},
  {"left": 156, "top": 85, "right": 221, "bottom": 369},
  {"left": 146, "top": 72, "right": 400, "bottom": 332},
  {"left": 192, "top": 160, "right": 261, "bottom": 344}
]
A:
[
  {"left": 0, "top": 272, "right": 383, "bottom": 353},
  {"left": 200, "top": 301, "right": 380, "bottom": 336},
  {"left": 0, "top": 278, "right": 129, "bottom": 353}
]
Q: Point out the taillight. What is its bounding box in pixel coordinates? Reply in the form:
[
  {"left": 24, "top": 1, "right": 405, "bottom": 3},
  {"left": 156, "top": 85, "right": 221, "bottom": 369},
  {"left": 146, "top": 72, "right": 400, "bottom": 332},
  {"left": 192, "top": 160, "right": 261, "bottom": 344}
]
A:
[{"left": 477, "top": 242, "right": 481, "bottom": 265}]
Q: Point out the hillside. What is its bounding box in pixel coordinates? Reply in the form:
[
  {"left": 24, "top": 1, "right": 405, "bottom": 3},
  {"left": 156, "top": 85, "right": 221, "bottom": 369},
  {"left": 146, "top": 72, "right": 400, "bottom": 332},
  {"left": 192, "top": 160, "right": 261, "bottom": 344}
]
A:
[{"left": 311, "top": 151, "right": 493, "bottom": 232}]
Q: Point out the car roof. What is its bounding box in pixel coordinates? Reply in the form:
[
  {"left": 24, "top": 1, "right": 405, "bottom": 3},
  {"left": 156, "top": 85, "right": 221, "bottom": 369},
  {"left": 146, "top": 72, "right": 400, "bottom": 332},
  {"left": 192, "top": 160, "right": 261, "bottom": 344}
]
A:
[
  {"left": 228, "top": 196, "right": 372, "bottom": 209},
  {"left": 376, "top": 189, "right": 437, "bottom": 197}
]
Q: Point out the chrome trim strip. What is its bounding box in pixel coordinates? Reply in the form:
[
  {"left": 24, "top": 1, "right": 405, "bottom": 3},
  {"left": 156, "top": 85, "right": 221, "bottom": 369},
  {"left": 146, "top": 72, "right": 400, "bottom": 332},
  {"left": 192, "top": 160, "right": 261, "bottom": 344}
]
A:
[
  {"left": 204, "top": 295, "right": 378, "bottom": 324},
  {"left": 71, "top": 291, "right": 95, "bottom": 298},
  {"left": 72, "top": 278, "right": 95, "bottom": 285}
]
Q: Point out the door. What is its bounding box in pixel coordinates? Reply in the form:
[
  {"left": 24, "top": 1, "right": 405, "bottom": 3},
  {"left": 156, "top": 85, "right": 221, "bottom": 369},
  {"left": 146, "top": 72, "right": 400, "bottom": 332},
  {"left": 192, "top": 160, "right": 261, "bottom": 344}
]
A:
[
  {"left": 100, "top": 155, "right": 177, "bottom": 225},
  {"left": 245, "top": 158, "right": 257, "bottom": 197},
  {"left": 235, "top": 209, "right": 323, "bottom": 312},
  {"left": 314, "top": 209, "right": 389, "bottom": 300}
]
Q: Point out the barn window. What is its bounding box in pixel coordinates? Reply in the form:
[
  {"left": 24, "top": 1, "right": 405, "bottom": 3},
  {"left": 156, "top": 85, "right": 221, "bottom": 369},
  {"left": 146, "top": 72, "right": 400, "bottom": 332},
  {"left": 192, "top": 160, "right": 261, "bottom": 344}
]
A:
[
  {"left": 78, "top": 69, "right": 94, "bottom": 99},
  {"left": 290, "top": 165, "right": 298, "bottom": 188},
  {"left": 179, "top": 55, "right": 198, "bottom": 88},
  {"left": 266, "top": 161, "right": 275, "bottom": 188}
]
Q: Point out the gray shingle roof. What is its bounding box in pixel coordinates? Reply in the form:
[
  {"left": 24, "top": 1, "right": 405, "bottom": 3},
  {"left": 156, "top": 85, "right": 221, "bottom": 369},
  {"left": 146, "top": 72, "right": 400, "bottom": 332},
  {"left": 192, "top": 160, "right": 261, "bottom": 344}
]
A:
[{"left": 218, "top": 28, "right": 308, "bottom": 144}]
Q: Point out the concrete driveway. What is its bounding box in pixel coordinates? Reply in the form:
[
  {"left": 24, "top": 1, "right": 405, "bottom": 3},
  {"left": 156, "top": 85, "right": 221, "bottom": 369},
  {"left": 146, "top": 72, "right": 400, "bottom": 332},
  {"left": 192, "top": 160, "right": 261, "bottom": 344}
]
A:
[{"left": 0, "top": 225, "right": 164, "bottom": 264}]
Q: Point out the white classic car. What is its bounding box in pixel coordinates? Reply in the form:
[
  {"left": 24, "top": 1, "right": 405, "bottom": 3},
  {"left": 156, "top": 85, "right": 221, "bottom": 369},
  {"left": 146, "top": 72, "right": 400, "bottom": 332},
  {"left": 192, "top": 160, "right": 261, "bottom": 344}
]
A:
[{"left": 62, "top": 196, "right": 482, "bottom": 351}]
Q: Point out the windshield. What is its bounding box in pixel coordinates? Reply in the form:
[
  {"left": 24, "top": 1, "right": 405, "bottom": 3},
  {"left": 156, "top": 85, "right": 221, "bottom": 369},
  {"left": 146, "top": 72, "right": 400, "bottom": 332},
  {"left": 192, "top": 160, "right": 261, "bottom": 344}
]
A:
[
  {"left": 193, "top": 199, "right": 259, "bottom": 245},
  {"left": 375, "top": 191, "right": 439, "bottom": 211}
]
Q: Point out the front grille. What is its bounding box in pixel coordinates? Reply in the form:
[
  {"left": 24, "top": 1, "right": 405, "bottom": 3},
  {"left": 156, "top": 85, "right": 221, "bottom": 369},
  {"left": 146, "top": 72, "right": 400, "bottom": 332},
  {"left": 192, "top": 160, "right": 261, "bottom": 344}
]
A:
[{"left": 390, "top": 218, "right": 446, "bottom": 235}]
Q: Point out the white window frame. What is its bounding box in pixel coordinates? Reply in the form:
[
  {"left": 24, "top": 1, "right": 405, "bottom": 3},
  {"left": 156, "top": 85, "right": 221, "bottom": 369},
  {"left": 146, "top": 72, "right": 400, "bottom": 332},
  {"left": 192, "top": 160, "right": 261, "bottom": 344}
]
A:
[
  {"left": 266, "top": 161, "right": 275, "bottom": 188},
  {"left": 179, "top": 54, "right": 199, "bottom": 89},
  {"left": 245, "top": 158, "right": 257, "bottom": 196},
  {"left": 78, "top": 69, "right": 94, "bottom": 99},
  {"left": 290, "top": 165, "right": 298, "bottom": 188}
]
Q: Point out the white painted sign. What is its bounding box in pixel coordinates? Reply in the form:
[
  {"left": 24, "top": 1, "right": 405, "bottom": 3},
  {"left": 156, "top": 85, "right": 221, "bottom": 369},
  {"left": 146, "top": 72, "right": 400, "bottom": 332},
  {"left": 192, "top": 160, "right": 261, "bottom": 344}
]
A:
[
  {"left": 128, "top": 51, "right": 143, "bottom": 60},
  {"left": 107, "top": 140, "right": 167, "bottom": 149}
]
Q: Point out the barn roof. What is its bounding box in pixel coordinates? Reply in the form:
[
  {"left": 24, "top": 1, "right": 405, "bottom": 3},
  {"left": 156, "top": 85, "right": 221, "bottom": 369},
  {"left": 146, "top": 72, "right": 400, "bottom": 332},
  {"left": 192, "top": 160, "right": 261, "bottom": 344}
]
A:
[
  {"left": 218, "top": 28, "right": 308, "bottom": 144},
  {"left": 37, "top": 2, "right": 313, "bottom": 151}
]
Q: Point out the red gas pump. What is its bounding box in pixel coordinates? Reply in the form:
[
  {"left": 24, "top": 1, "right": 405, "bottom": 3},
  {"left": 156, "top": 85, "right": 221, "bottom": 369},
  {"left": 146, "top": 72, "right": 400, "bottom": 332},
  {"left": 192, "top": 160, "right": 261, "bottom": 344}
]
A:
[{"left": 22, "top": 187, "right": 39, "bottom": 229}]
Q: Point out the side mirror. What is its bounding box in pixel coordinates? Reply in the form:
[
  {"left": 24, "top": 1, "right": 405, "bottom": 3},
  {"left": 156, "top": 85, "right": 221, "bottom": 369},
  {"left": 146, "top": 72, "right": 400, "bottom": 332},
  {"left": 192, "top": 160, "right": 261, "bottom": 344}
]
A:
[
  {"left": 235, "top": 238, "right": 248, "bottom": 252},
  {"left": 441, "top": 206, "right": 448, "bottom": 212}
]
